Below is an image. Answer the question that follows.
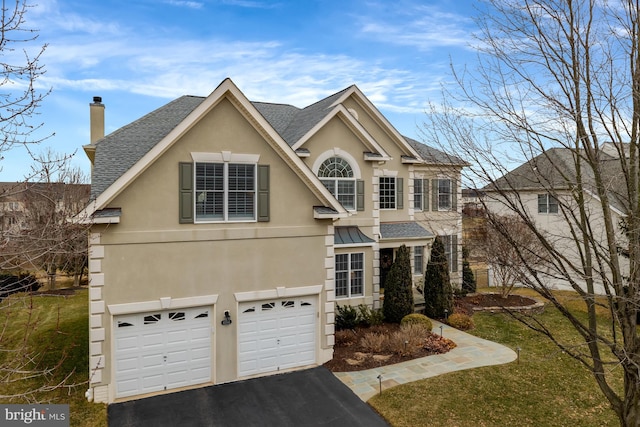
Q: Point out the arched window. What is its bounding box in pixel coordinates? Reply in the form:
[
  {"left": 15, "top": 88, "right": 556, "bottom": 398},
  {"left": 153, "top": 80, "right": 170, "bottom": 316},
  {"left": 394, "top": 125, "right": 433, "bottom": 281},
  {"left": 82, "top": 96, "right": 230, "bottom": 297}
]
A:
[{"left": 317, "top": 156, "right": 356, "bottom": 210}]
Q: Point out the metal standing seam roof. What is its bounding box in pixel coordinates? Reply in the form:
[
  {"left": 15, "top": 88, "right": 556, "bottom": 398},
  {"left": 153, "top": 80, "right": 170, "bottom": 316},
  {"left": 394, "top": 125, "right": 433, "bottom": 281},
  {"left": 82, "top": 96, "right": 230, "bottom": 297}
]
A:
[
  {"left": 334, "top": 226, "right": 375, "bottom": 245},
  {"left": 379, "top": 222, "right": 434, "bottom": 240}
]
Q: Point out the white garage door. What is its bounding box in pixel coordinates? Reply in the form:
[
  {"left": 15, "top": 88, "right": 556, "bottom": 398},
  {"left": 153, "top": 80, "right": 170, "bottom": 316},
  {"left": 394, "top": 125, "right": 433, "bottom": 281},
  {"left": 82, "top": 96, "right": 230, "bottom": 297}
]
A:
[
  {"left": 238, "top": 296, "right": 317, "bottom": 377},
  {"left": 114, "top": 306, "right": 211, "bottom": 398}
]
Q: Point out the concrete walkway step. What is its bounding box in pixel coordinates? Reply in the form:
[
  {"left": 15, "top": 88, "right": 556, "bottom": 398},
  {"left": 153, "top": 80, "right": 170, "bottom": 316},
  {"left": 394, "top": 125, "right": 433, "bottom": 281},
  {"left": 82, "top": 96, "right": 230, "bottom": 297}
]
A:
[{"left": 333, "top": 320, "right": 517, "bottom": 401}]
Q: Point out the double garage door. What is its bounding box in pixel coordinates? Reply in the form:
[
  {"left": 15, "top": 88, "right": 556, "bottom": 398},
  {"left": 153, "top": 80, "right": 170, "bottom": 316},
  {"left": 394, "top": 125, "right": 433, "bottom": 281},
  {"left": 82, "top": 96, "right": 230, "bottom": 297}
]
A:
[
  {"left": 114, "top": 306, "right": 212, "bottom": 398},
  {"left": 238, "top": 296, "right": 317, "bottom": 377},
  {"left": 114, "top": 296, "right": 318, "bottom": 398}
]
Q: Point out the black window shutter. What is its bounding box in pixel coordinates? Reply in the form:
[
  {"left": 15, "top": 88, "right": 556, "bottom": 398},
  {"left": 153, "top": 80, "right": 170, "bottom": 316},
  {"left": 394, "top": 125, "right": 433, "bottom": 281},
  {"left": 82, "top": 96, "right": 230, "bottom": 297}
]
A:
[
  {"left": 356, "top": 180, "right": 364, "bottom": 211},
  {"left": 179, "top": 162, "right": 194, "bottom": 223},
  {"left": 257, "top": 165, "right": 270, "bottom": 222},
  {"left": 397, "top": 177, "right": 403, "bottom": 209},
  {"left": 451, "top": 234, "right": 459, "bottom": 272},
  {"left": 432, "top": 179, "right": 438, "bottom": 211},
  {"left": 423, "top": 179, "right": 429, "bottom": 211},
  {"left": 451, "top": 178, "right": 457, "bottom": 211}
]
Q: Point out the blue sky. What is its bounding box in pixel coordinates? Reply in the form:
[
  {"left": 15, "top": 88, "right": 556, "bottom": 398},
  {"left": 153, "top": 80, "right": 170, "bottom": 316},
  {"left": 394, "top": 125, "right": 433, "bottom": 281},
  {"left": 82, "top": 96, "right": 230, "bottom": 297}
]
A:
[{"left": 1, "top": 0, "right": 480, "bottom": 181}]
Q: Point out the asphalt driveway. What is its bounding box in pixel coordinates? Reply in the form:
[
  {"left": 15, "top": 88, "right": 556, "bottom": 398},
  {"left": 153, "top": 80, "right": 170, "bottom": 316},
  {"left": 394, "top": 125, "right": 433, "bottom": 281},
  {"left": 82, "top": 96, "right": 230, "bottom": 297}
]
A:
[{"left": 107, "top": 366, "right": 390, "bottom": 427}]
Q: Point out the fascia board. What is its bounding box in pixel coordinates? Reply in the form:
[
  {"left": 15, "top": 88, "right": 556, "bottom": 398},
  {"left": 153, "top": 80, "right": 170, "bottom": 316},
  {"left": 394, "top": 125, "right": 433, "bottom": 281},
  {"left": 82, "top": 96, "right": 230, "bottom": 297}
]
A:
[
  {"left": 79, "top": 78, "right": 347, "bottom": 218},
  {"left": 331, "top": 86, "right": 423, "bottom": 160},
  {"left": 291, "top": 105, "right": 391, "bottom": 159}
]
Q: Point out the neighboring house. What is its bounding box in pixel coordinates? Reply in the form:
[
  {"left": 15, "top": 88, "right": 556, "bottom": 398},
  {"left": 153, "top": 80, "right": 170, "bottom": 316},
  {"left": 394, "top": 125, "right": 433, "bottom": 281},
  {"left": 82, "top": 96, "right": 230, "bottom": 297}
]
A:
[
  {"left": 0, "top": 182, "right": 90, "bottom": 235},
  {"left": 78, "top": 78, "right": 466, "bottom": 404},
  {"left": 482, "top": 146, "right": 627, "bottom": 293}
]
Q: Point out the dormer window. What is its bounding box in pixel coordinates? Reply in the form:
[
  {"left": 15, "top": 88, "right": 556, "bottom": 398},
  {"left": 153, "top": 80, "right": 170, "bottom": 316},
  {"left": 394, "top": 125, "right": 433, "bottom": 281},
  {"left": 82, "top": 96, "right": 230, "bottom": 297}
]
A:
[{"left": 318, "top": 157, "right": 356, "bottom": 210}]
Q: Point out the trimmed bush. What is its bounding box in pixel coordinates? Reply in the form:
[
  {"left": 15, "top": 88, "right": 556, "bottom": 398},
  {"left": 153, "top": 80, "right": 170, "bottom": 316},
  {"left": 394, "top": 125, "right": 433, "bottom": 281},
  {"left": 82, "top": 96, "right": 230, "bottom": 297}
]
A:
[
  {"left": 448, "top": 313, "right": 475, "bottom": 330},
  {"left": 335, "top": 305, "right": 359, "bottom": 330},
  {"left": 400, "top": 313, "right": 433, "bottom": 331},
  {"left": 461, "top": 246, "right": 476, "bottom": 295},
  {"left": 382, "top": 245, "right": 414, "bottom": 323},
  {"left": 423, "top": 237, "right": 454, "bottom": 319},
  {"left": 357, "top": 304, "right": 384, "bottom": 327}
]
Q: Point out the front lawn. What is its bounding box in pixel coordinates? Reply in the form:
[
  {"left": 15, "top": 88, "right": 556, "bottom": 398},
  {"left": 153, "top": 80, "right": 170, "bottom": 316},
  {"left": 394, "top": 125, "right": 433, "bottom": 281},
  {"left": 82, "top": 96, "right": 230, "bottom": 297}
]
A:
[
  {"left": 0, "top": 289, "right": 106, "bottom": 427},
  {"left": 368, "top": 288, "right": 621, "bottom": 426}
]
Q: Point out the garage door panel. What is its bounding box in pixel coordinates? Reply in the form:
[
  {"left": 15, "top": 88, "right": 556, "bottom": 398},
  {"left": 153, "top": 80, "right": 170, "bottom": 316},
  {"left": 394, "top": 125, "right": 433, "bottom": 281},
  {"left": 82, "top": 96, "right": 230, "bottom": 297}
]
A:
[
  {"left": 115, "top": 335, "right": 140, "bottom": 351},
  {"left": 114, "top": 306, "right": 212, "bottom": 398},
  {"left": 238, "top": 297, "right": 317, "bottom": 377},
  {"left": 142, "top": 332, "right": 164, "bottom": 348}
]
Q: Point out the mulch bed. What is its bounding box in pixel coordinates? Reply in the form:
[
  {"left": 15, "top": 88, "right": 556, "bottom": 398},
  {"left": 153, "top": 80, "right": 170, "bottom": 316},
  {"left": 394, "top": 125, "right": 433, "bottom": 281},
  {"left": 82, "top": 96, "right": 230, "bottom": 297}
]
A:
[
  {"left": 455, "top": 293, "right": 538, "bottom": 316},
  {"left": 325, "top": 293, "right": 539, "bottom": 373},
  {"left": 323, "top": 323, "right": 456, "bottom": 372}
]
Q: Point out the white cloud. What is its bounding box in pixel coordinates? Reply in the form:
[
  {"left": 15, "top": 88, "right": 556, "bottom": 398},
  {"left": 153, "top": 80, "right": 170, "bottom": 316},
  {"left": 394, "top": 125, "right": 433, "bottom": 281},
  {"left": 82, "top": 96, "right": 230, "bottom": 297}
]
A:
[
  {"left": 164, "top": 0, "right": 204, "bottom": 9},
  {"left": 357, "top": 2, "right": 476, "bottom": 51}
]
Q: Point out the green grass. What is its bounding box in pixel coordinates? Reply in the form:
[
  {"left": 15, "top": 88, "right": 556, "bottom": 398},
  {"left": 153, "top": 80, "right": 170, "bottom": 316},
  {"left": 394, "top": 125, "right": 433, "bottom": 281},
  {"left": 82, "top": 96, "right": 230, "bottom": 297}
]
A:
[
  {"left": 0, "top": 286, "right": 624, "bottom": 427},
  {"left": 0, "top": 289, "right": 106, "bottom": 427},
  {"left": 369, "top": 288, "right": 622, "bottom": 427}
]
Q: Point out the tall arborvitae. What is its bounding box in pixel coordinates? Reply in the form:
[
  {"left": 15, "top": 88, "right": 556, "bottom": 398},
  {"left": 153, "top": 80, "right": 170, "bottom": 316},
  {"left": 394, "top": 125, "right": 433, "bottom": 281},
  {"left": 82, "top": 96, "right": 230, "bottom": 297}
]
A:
[
  {"left": 461, "top": 246, "right": 477, "bottom": 294},
  {"left": 423, "top": 237, "right": 453, "bottom": 319},
  {"left": 382, "top": 245, "right": 414, "bottom": 323}
]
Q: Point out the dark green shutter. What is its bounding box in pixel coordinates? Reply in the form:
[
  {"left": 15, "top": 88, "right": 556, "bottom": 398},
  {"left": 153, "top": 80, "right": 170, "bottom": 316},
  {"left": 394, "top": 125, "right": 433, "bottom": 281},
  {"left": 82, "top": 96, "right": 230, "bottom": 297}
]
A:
[
  {"left": 432, "top": 179, "right": 438, "bottom": 211},
  {"left": 179, "top": 162, "right": 194, "bottom": 223},
  {"left": 356, "top": 180, "right": 364, "bottom": 211},
  {"left": 451, "top": 178, "right": 457, "bottom": 211},
  {"left": 423, "top": 179, "right": 429, "bottom": 211},
  {"left": 257, "top": 165, "right": 270, "bottom": 222},
  {"left": 451, "top": 234, "right": 459, "bottom": 272},
  {"left": 397, "top": 177, "right": 403, "bottom": 209}
]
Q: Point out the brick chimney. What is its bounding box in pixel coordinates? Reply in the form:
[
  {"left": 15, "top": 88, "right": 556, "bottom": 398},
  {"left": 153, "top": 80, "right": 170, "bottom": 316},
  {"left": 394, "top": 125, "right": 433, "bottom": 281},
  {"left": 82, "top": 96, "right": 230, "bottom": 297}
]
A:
[{"left": 84, "top": 96, "right": 104, "bottom": 166}]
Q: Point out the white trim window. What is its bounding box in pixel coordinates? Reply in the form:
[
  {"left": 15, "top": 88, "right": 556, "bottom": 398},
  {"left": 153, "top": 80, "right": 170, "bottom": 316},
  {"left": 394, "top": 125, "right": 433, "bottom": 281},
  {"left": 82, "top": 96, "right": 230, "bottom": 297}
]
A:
[
  {"left": 414, "top": 179, "right": 423, "bottom": 211},
  {"left": 380, "top": 177, "right": 396, "bottom": 209},
  {"left": 335, "top": 253, "right": 364, "bottom": 298},
  {"left": 318, "top": 157, "right": 356, "bottom": 210},
  {"left": 538, "top": 193, "right": 559, "bottom": 214},
  {"left": 440, "top": 235, "right": 459, "bottom": 273},
  {"left": 195, "top": 162, "right": 256, "bottom": 221},
  {"left": 437, "top": 179, "right": 452, "bottom": 210},
  {"left": 414, "top": 246, "right": 424, "bottom": 275}
]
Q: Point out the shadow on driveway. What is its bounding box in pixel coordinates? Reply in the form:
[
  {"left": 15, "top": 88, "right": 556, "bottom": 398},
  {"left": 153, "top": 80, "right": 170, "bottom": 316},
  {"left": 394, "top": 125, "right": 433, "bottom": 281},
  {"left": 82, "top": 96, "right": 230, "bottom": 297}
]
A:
[{"left": 108, "top": 366, "right": 390, "bottom": 427}]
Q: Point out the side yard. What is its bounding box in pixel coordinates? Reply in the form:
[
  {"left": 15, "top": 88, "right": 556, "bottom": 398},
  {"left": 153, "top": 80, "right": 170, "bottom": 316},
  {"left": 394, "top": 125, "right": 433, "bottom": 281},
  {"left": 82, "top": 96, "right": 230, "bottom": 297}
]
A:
[
  {"left": 369, "top": 288, "right": 621, "bottom": 426},
  {"left": 0, "top": 289, "right": 106, "bottom": 427},
  {"left": 0, "top": 287, "right": 622, "bottom": 427}
]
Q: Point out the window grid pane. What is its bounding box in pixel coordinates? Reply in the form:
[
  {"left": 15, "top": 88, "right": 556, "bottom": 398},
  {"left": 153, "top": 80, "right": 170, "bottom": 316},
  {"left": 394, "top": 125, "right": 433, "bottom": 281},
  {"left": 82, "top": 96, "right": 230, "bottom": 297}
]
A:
[
  {"left": 335, "top": 254, "right": 349, "bottom": 297},
  {"left": 441, "top": 235, "right": 454, "bottom": 273},
  {"left": 335, "top": 253, "right": 364, "bottom": 298},
  {"left": 414, "top": 179, "right": 423, "bottom": 211},
  {"left": 337, "top": 180, "right": 355, "bottom": 210},
  {"left": 414, "top": 246, "right": 423, "bottom": 274},
  {"left": 195, "top": 162, "right": 256, "bottom": 221},
  {"left": 380, "top": 177, "right": 396, "bottom": 209},
  {"left": 196, "top": 163, "right": 224, "bottom": 219},
  {"left": 438, "top": 179, "right": 451, "bottom": 210},
  {"left": 538, "top": 194, "right": 548, "bottom": 213},
  {"left": 350, "top": 253, "right": 364, "bottom": 296}
]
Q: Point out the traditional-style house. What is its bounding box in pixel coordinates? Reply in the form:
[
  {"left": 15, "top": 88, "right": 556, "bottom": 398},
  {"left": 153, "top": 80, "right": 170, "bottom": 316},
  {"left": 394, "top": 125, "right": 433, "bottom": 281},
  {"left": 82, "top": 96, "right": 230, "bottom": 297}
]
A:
[{"left": 78, "top": 78, "right": 466, "bottom": 403}]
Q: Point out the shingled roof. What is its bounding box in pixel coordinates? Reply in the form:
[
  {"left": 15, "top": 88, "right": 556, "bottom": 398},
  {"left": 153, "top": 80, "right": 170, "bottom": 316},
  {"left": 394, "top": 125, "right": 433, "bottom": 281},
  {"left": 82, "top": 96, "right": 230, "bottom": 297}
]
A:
[
  {"left": 486, "top": 147, "right": 629, "bottom": 213},
  {"left": 91, "top": 96, "right": 205, "bottom": 199},
  {"left": 90, "top": 87, "right": 463, "bottom": 199}
]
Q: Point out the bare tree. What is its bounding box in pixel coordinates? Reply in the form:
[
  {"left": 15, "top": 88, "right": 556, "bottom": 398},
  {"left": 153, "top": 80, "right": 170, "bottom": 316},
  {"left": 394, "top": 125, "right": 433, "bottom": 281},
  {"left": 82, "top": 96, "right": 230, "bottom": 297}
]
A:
[
  {"left": 422, "top": 0, "right": 640, "bottom": 424},
  {"left": 3, "top": 150, "right": 90, "bottom": 289},
  {"left": 485, "top": 214, "right": 545, "bottom": 298},
  {"left": 0, "top": 0, "right": 87, "bottom": 401},
  {"left": 0, "top": 0, "right": 48, "bottom": 163}
]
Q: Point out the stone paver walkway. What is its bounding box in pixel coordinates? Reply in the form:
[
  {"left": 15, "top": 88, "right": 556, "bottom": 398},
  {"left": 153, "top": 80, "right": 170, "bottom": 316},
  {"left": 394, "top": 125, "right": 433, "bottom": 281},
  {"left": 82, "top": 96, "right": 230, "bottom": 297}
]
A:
[{"left": 333, "top": 320, "right": 517, "bottom": 401}]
